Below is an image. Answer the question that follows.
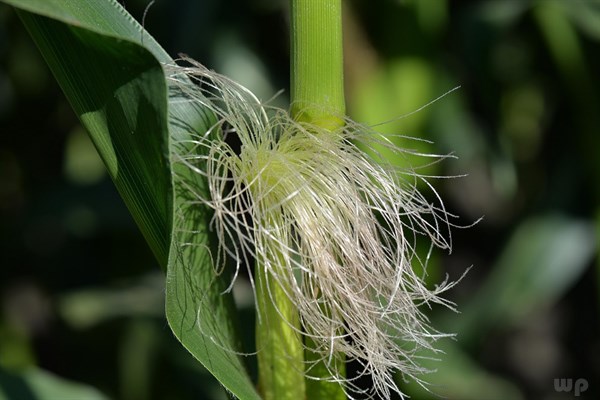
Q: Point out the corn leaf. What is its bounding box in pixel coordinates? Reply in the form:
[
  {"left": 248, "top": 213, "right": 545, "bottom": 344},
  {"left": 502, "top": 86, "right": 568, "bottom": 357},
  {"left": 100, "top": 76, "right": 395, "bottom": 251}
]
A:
[{"left": 1, "top": 0, "right": 260, "bottom": 398}]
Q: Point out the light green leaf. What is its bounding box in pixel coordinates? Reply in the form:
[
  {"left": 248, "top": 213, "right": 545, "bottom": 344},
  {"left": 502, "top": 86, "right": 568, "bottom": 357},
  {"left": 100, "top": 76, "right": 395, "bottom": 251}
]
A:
[
  {"left": 0, "top": 367, "right": 108, "bottom": 400},
  {"left": 448, "top": 214, "right": 596, "bottom": 344},
  {"left": 2, "top": 1, "right": 260, "bottom": 398}
]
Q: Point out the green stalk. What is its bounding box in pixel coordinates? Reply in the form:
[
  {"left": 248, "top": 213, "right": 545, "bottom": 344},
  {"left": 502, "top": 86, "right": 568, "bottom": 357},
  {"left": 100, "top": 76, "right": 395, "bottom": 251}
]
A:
[
  {"left": 291, "top": 0, "right": 345, "bottom": 129},
  {"left": 256, "top": 1, "right": 347, "bottom": 398},
  {"left": 256, "top": 254, "right": 305, "bottom": 400},
  {"left": 304, "top": 323, "right": 346, "bottom": 400},
  {"left": 291, "top": 0, "right": 347, "bottom": 398}
]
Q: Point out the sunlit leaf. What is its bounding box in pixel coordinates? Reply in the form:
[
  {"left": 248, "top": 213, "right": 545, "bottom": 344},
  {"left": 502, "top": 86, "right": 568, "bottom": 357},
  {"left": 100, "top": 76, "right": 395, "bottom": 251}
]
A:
[{"left": 0, "top": 0, "right": 260, "bottom": 398}]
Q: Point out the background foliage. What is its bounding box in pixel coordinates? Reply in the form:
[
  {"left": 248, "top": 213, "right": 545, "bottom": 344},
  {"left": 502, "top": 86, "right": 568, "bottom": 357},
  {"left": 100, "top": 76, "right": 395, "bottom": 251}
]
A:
[{"left": 0, "top": 0, "right": 598, "bottom": 399}]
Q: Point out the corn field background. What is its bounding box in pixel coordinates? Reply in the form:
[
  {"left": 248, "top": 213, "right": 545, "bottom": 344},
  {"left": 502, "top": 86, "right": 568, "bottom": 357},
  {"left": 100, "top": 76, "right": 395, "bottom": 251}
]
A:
[{"left": 0, "top": 1, "right": 598, "bottom": 399}]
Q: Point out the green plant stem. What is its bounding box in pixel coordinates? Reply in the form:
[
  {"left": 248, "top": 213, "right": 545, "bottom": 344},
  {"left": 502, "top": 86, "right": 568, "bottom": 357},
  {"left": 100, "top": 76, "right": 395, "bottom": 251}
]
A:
[
  {"left": 256, "top": 0, "right": 347, "bottom": 397},
  {"left": 290, "top": 0, "right": 347, "bottom": 398},
  {"left": 255, "top": 256, "right": 305, "bottom": 400},
  {"left": 291, "top": 0, "right": 345, "bottom": 129},
  {"left": 304, "top": 325, "right": 347, "bottom": 400}
]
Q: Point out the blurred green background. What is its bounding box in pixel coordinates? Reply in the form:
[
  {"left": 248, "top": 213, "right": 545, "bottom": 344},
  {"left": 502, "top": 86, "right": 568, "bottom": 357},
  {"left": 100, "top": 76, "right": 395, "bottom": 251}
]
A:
[{"left": 0, "top": 0, "right": 598, "bottom": 399}]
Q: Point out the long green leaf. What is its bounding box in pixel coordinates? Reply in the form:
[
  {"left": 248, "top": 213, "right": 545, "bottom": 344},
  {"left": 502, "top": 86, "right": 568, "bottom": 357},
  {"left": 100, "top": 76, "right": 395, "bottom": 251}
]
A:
[
  {"left": 2, "top": 1, "right": 260, "bottom": 398},
  {"left": 13, "top": 1, "right": 172, "bottom": 266}
]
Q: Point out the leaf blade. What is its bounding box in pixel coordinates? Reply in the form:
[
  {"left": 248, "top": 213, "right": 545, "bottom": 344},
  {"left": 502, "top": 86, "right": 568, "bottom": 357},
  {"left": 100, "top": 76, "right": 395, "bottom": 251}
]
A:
[
  {"left": 17, "top": 10, "right": 171, "bottom": 265},
  {"left": 3, "top": 1, "right": 261, "bottom": 398}
]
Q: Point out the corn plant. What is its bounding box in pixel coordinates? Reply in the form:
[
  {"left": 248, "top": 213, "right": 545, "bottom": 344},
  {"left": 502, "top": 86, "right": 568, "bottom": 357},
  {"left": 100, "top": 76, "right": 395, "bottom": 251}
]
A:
[
  {"left": 3, "top": 1, "right": 597, "bottom": 400},
  {"left": 0, "top": 0, "right": 483, "bottom": 398}
]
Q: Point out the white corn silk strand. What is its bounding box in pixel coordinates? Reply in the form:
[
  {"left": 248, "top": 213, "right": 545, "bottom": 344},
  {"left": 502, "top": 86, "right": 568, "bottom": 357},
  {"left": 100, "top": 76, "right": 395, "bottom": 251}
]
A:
[{"left": 167, "top": 58, "right": 461, "bottom": 399}]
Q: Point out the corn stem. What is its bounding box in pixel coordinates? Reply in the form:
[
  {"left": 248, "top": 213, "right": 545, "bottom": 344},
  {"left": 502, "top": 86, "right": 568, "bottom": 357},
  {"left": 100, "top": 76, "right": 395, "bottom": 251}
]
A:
[
  {"left": 256, "top": 256, "right": 305, "bottom": 400},
  {"left": 255, "top": 1, "right": 347, "bottom": 398},
  {"left": 291, "top": 0, "right": 345, "bottom": 129}
]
